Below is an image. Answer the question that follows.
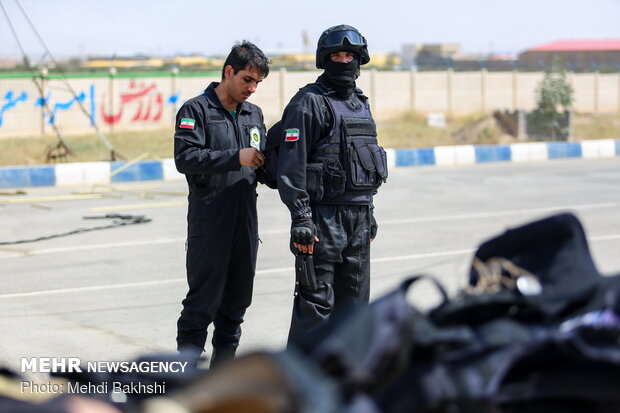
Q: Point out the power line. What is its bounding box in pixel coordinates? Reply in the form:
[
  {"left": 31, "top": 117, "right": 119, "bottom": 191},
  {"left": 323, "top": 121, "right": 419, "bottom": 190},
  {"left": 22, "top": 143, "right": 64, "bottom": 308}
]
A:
[
  {"left": 13, "top": 0, "right": 123, "bottom": 160},
  {"left": 0, "top": 0, "right": 74, "bottom": 161},
  {"left": 1, "top": 0, "right": 124, "bottom": 161}
]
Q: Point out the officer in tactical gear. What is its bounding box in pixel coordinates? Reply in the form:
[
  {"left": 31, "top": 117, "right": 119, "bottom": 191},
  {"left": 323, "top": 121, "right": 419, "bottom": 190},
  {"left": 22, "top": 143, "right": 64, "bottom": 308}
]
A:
[{"left": 275, "top": 25, "right": 387, "bottom": 345}]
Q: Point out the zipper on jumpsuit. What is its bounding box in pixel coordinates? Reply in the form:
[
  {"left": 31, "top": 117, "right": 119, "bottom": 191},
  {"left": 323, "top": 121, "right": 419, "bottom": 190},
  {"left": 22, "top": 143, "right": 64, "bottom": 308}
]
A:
[
  {"left": 227, "top": 111, "right": 246, "bottom": 180},
  {"left": 227, "top": 110, "right": 262, "bottom": 244}
]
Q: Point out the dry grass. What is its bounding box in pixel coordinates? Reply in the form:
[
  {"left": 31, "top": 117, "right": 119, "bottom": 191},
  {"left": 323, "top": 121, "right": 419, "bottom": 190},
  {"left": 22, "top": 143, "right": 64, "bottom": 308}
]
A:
[
  {"left": 0, "top": 113, "right": 617, "bottom": 166},
  {"left": 376, "top": 111, "right": 620, "bottom": 149},
  {"left": 0, "top": 128, "right": 174, "bottom": 166},
  {"left": 376, "top": 112, "right": 512, "bottom": 149},
  {"left": 572, "top": 113, "right": 620, "bottom": 141}
]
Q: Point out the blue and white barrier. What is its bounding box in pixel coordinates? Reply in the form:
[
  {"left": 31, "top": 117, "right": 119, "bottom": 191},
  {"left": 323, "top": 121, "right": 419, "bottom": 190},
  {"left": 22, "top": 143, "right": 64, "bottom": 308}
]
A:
[
  {"left": 0, "top": 159, "right": 183, "bottom": 189},
  {"left": 1, "top": 139, "right": 619, "bottom": 189},
  {"left": 385, "top": 139, "right": 620, "bottom": 169}
]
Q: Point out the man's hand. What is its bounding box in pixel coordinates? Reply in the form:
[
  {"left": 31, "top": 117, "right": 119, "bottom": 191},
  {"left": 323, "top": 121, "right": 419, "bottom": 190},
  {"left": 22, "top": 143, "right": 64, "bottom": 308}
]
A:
[
  {"left": 239, "top": 148, "right": 265, "bottom": 168},
  {"left": 291, "top": 217, "right": 319, "bottom": 254}
]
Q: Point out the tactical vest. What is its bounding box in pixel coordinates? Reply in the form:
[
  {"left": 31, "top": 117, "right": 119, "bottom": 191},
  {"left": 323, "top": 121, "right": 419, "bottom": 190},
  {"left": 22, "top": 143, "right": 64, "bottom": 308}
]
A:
[{"left": 306, "top": 85, "right": 388, "bottom": 205}]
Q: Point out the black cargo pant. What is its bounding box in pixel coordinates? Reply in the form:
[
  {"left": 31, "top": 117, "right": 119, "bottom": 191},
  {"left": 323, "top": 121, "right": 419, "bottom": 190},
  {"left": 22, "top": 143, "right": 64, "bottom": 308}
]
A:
[
  {"left": 176, "top": 191, "right": 258, "bottom": 354},
  {"left": 287, "top": 204, "right": 371, "bottom": 345}
]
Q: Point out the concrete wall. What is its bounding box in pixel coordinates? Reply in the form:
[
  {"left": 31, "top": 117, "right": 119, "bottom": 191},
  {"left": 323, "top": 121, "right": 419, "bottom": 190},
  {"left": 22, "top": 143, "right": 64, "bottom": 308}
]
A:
[{"left": 1, "top": 70, "right": 619, "bottom": 138}]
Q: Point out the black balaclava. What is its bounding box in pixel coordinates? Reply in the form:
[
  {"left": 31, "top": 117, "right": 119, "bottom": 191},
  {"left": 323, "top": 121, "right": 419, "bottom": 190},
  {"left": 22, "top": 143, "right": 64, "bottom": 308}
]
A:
[{"left": 322, "top": 56, "right": 360, "bottom": 98}]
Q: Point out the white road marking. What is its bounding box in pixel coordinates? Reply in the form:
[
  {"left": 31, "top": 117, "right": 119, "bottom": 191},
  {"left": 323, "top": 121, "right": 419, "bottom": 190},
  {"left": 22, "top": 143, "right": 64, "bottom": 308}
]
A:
[
  {"left": 371, "top": 249, "right": 474, "bottom": 263},
  {"left": 29, "top": 238, "right": 185, "bottom": 255},
  {"left": 1, "top": 235, "right": 617, "bottom": 299},
  {"left": 0, "top": 279, "right": 182, "bottom": 299},
  {"left": 2, "top": 202, "right": 618, "bottom": 258},
  {"left": 592, "top": 234, "right": 620, "bottom": 241},
  {"left": 0, "top": 250, "right": 473, "bottom": 299},
  {"left": 380, "top": 202, "right": 620, "bottom": 225}
]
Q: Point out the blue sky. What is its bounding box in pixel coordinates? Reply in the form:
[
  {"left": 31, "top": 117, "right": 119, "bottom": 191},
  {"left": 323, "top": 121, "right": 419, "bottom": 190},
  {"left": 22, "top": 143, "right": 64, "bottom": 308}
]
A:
[{"left": 1, "top": 0, "right": 619, "bottom": 59}]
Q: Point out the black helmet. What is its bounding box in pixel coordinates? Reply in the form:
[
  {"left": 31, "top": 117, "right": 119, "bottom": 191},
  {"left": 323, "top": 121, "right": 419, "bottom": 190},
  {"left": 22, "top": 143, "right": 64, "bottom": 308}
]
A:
[{"left": 315, "top": 25, "right": 370, "bottom": 69}]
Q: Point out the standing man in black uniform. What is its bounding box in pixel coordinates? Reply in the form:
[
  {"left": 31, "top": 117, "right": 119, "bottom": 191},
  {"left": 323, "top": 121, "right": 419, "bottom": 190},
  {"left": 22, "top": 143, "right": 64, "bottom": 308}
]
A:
[
  {"left": 174, "top": 41, "right": 269, "bottom": 367},
  {"left": 275, "top": 25, "right": 388, "bottom": 345}
]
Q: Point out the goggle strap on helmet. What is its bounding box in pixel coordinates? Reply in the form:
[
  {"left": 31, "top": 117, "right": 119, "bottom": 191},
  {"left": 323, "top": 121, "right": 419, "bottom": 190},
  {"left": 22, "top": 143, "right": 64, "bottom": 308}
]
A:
[{"left": 321, "top": 30, "right": 366, "bottom": 48}]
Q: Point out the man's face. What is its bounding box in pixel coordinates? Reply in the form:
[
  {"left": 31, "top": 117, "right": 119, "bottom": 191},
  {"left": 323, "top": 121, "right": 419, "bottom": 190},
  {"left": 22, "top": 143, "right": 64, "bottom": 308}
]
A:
[
  {"left": 223, "top": 65, "right": 264, "bottom": 105},
  {"left": 329, "top": 51, "right": 356, "bottom": 63}
]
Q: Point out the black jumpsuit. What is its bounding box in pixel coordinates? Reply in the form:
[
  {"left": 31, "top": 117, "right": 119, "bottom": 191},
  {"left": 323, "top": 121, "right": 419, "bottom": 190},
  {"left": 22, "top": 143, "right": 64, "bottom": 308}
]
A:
[
  {"left": 174, "top": 82, "right": 266, "bottom": 354},
  {"left": 276, "top": 75, "right": 384, "bottom": 344}
]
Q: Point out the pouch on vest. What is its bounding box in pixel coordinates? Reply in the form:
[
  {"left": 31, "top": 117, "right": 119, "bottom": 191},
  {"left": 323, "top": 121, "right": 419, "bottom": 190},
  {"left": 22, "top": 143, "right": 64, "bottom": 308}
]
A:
[
  {"left": 323, "top": 159, "right": 346, "bottom": 199},
  {"left": 350, "top": 140, "right": 379, "bottom": 188},
  {"left": 306, "top": 163, "right": 325, "bottom": 202},
  {"left": 342, "top": 118, "right": 388, "bottom": 190},
  {"left": 370, "top": 144, "right": 388, "bottom": 182}
]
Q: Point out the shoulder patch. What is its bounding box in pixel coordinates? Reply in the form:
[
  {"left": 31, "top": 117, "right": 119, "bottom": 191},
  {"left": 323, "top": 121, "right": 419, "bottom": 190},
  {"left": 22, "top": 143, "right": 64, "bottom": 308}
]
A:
[
  {"left": 179, "top": 118, "right": 195, "bottom": 129},
  {"left": 285, "top": 128, "right": 300, "bottom": 142}
]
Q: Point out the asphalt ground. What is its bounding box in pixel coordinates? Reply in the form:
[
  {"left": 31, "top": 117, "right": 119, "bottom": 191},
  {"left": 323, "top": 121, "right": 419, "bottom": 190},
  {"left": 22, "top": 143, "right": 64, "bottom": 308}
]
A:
[{"left": 1, "top": 158, "right": 619, "bottom": 373}]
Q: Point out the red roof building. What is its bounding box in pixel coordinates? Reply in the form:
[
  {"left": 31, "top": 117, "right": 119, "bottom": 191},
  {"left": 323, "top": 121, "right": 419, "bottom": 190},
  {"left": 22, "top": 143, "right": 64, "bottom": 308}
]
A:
[{"left": 518, "top": 39, "right": 620, "bottom": 71}]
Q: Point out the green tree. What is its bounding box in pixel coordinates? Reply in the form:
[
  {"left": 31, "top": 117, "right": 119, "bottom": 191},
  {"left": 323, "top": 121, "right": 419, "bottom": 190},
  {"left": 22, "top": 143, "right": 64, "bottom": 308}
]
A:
[{"left": 528, "top": 56, "right": 574, "bottom": 140}]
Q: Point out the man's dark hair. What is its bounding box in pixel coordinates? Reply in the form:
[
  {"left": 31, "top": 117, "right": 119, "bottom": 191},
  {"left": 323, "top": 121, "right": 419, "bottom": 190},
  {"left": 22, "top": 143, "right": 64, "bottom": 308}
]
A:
[{"left": 221, "top": 40, "right": 270, "bottom": 79}]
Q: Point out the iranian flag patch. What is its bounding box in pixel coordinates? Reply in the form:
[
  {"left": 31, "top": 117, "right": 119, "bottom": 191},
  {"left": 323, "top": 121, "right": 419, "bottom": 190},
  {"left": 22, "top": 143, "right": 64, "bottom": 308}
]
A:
[
  {"left": 285, "top": 128, "right": 300, "bottom": 142},
  {"left": 179, "top": 118, "right": 195, "bottom": 129}
]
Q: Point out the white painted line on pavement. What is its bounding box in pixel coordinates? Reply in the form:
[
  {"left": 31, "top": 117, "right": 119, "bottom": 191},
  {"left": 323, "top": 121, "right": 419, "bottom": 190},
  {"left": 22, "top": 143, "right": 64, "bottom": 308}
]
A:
[
  {"left": 90, "top": 201, "right": 187, "bottom": 212},
  {"left": 0, "top": 249, "right": 474, "bottom": 299},
  {"left": 0, "top": 267, "right": 294, "bottom": 299},
  {"left": 1, "top": 202, "right": 618, "bottom": 260},
  {"left": 0, "top": 233, "right": 618, "bottom": 299},
  {"left": 29, "top": 238, "right": 185, "bottom": 255},
  {"left": 380, "top": 202, "right": 620, "bottom": 225},
  {"left": 372, "top": 249, "right": 474, "bottom": 263},
  {"left": 591, "top": 234, "right": 620, "bottom": 241},
  {"left": 0, "top": 279, "right": 182, "bottom": 299}
]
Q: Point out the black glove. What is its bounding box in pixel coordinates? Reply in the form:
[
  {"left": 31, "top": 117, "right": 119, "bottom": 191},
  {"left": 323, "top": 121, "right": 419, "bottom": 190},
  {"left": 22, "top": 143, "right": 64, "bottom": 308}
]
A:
[
  {"left": 370, "top": 213, "right": 378, "bottom": 239},
  {"left": 291, "top": 217, "right": 316, "bottom": 245}
]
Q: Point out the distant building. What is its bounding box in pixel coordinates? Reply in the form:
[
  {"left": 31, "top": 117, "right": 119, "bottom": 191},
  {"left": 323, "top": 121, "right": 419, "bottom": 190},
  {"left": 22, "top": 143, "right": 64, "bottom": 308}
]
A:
[
  {"left": 82, "top": 56, "right": 166, "bottom": 70},
  {"left": 266, "top": 51, "right": 315, "bottom": 70},
  {"left": 171, "top": 56, "right": 224, "bottom": 70},
  {"left": 400, "top": 43, "right": 516, "bottom": 71},
  {"left": 368, "top": 52, "right": 401, "bottom": 69},
  {"left": 518, "top": 39, "right": 620, "bottom": 71},
  {"left": 80, "top": 55, "right": 224, "bottom": 71},
  {"left": 400, "top": 44, "right": 420, "bottom": 69},
  {"left": 401, "top": 43, "right": 460, "bottom": 70},
  {"left": 266, "top": 50, "right": 400, "bottom": 70},
  {"left": 0, "top": 55, "right": 22, "bottom": 68}
]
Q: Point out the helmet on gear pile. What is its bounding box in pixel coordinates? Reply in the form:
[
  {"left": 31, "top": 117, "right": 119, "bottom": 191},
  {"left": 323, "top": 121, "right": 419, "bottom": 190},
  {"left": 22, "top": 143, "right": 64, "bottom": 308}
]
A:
[{"left": 315, "top": 25, "right": 370, "bottom": 69}]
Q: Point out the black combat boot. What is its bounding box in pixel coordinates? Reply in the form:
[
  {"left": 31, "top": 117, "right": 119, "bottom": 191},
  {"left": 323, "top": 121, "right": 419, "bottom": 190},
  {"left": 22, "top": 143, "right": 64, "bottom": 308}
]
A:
[{"left": 209, "top": 346, "right": 236, "bottom": 369}]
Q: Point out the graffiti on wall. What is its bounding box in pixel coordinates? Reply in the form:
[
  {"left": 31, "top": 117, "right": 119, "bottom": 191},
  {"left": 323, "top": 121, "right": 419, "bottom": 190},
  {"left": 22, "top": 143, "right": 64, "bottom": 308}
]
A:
[
  {"left": 101, "top": 80, "right": 166, "bottom": 125},
  {"left": 0, "top": 90, "right": 28, "bottom": 127},
  {"left": 0, "top": 79, "right": 180, "bottom": 130},
  {"left": 35, "top": 85, "right": 96, "bottom": 126}
]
